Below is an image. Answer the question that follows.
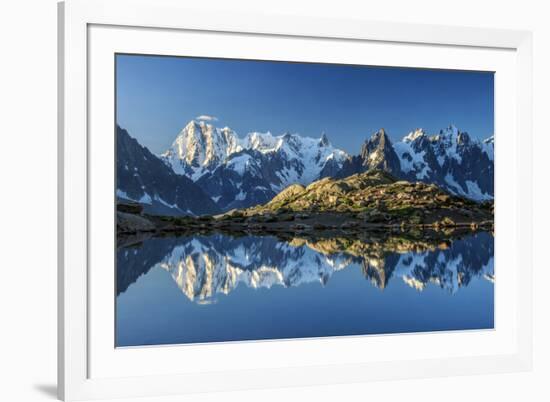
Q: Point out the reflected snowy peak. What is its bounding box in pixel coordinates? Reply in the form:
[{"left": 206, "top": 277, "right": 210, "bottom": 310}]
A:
[{"left": 117, "top": 232, "right": 494, "bottom": 303}]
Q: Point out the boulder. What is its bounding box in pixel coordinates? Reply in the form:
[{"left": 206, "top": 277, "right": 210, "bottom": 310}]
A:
[{"left": 117, "top": 211, "right": 155, "bottom": 233}]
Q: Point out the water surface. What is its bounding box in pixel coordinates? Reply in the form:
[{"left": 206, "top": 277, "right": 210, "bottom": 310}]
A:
[{"left": 116, "top": 231, "right": 494, "bottom": 347}]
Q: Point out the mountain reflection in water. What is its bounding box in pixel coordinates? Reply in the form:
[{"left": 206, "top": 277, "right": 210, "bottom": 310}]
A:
[{"left": 116, "top": 231, "right": 494, "bottom": 346}]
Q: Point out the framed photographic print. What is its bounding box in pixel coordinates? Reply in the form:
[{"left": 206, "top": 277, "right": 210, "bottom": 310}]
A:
[{"left": 58, "top": 0, "right": 533, "bottom": 400}]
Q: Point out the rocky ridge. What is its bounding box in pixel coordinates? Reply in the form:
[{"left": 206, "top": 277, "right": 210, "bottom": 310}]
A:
[{"left": 117, "top": 170, "right": 493, "bottom": 237}]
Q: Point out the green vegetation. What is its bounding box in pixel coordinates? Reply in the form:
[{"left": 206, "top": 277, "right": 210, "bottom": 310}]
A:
[{"left": 239, "top": 170, "right": 492, "bottom": 228}]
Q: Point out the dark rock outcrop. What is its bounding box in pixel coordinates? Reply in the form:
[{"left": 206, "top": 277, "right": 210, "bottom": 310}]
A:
[{"left": 116, "top": 126, "right": 220, "bottom": 216}]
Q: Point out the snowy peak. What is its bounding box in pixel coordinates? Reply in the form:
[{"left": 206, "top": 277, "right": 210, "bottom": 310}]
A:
[
  {"left": 163, "top": 121, "right": 349, "bottom": 184},
  {"left": 403, "top": 128, "right": 426, "bottom": 143},
  {"left": 243, "top": 131, "right": 337, "bottom": 157},
  {"left": 243, "top": 131, "right": 280, "bottom": 153},
  {"left": 435, "top": 124, "right": 460, "bottom": 142},
  {"left": 161, "top": 119, "right": 241, "bottom": 180},
  {"left": 392, "top": 125, "right": 494, "bottom": 201},
  {"left": 160, "top": 120, "right": 350, "bottom": 211},
  {"left": 441, "top": 124, "right": 459, "bottom": 136},
  {"left": 157, "top": 118, "right": 493, "bottom": 210},
  {"left": 195, "top": 129, "right": 350, "bottom": 211},
  {"left": 337, "top": 124, "right": 493, "bottom": 202}
]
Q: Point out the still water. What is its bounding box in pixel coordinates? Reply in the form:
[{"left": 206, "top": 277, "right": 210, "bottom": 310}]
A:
[{"left": 116, "top": 231, "right": 494, "bottom": 347}]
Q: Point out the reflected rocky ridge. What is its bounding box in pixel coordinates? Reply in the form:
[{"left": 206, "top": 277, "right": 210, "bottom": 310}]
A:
[{"left": 117, "top": 231, "right": 494, "bottom": 303}]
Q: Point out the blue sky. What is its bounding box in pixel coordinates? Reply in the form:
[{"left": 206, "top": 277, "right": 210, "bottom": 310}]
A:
[{"left": 116, "top": 54, "right": 494, "bottom": 155}]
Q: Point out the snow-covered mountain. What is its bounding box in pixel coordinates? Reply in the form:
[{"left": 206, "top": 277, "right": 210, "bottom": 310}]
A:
[
  {"left": 161, "top": 120, "right": 349, "bottom": 211},
  {"left": 152, "top": 119, "right": 493, "bottom": 211},
  {"left": 160, "top": 120, "right": 242, "bottom": 180},
  {"left": 116, "top": 126, "right": 220, "bottom": 216},
  {"left": 240, "top": 131, "right": 348, "bottom": 188},
  {"left": 116, "top": 232, "right": 494, "bottom": 302},
  {"left": 157, "top": 235, "right": 352, "bottom": 302},
  {"left": 338, "top": 125, "right": 494, "bottom": 201},
  {"left": 392, "top": 125, "right": 494, "bottom": 200},
  {"left": 395, "top": 231, "right": 495, "bottom": 293}
]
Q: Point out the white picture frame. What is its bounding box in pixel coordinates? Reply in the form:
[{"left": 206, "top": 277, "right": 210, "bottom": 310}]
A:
[{"left": 58, "top": 0, "right": 533, "bottom": 400}]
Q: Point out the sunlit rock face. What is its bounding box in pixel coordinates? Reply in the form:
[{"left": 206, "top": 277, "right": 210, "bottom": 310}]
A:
[
  {"left": 117, "top": 232, "right": 494, "bottom": 303},
  {"left": 161, "top": 120, "right": 242, "bottom": 180},
  {"left": 159, "top": 120, "right": 349, "bottom": 211},
  {"left": 360, "top": 129, "right": 402, "bottom": 175}
]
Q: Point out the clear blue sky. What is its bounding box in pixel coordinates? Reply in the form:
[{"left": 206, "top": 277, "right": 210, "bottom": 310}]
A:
[{"left": 116, "top": 54, "right": 494, "bottom": 155}]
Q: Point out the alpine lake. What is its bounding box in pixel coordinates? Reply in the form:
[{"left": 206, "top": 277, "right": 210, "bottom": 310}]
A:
[{"left": 116, "top": 228, "right": 494, "bottom": 347}]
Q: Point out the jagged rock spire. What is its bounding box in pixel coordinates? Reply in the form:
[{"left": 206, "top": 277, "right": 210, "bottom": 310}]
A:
[{"left": 359, "top": 128, "right": 402, "bottom": 176}]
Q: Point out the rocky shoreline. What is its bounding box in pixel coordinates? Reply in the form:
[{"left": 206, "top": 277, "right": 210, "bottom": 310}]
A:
[{"left": 117, "top": 206, "right": 493, "bottom": 251}]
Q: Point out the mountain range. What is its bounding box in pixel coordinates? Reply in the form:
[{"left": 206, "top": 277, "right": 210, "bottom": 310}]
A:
[
  {"left": 117, "top": 232, "right": 495, "bottom": 303},
  {"left": 117, "top": 120, "right": 494, "bottom": 215},
  {"left": 159, "top": 120, "right": 348, "bottom": 211}
]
